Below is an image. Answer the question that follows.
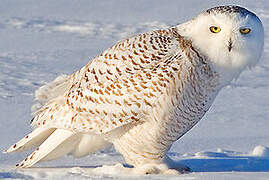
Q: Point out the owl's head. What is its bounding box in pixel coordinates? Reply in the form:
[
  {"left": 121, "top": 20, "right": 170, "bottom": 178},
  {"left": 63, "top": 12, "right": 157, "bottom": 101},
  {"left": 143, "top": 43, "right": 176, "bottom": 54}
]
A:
[{"left": 178, "top": 5, "right": 264, "bottom": 86}]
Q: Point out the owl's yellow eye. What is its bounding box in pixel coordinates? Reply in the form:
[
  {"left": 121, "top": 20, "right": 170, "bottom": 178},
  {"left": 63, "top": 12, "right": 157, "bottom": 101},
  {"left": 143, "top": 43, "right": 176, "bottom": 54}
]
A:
[
  {"left": 210, "top": 26, "right": 221, "bottom": 33},
  {"left": 240, "top": 28, "right": 251, "bottom": 34}
]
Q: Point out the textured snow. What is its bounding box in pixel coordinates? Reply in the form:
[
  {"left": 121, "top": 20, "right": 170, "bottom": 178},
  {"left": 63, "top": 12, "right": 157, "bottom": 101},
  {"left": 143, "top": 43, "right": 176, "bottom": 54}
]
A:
[{"left": 0, "top": 0, "right": 269, "bottom": 179}]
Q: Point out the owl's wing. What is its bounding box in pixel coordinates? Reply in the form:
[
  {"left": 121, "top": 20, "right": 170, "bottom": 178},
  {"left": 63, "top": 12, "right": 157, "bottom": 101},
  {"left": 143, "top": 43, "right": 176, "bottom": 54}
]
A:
[
  {"left": 32, "top": 28, "right": 184, "bottom": 134},
  {"left": 5, "top": 28, "right": 194, "bottom": 168}
]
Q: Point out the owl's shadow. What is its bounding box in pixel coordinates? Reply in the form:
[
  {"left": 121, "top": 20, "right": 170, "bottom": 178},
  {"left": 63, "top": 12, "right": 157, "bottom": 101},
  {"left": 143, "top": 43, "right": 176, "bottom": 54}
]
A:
[{"left": 176, "top": 156, "right": 269, "bottom": 172}]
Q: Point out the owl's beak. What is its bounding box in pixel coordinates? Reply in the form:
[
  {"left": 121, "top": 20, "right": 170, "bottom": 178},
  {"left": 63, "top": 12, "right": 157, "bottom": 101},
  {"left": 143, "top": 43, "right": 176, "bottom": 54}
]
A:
[{"left": 228, "top": 38, "right": 233, "bottom": 52}]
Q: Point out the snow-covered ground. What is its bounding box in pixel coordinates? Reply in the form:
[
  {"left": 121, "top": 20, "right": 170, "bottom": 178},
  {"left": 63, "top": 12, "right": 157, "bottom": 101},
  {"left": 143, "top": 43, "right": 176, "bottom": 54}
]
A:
[{"left": 0, "top": 0, "right": 269, "bottom": 179}]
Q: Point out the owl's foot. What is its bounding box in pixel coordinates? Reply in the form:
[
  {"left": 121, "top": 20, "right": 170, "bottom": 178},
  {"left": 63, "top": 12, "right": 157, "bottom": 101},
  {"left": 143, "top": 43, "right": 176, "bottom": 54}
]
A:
[
  {"left": 133, "top": 163, "right": 178, "bottom": 175},
  {"left": 133, "top": 162, "right": 190, "bottom": 175},
  {"left": 163, "top": 155, "right": 191, "bottom": 173}
]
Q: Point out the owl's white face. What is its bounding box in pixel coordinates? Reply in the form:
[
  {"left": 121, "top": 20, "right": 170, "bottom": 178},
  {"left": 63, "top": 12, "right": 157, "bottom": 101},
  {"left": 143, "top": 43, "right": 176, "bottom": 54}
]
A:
[{"left": 178, "top": 6, "right": 264, "bottom": 86}]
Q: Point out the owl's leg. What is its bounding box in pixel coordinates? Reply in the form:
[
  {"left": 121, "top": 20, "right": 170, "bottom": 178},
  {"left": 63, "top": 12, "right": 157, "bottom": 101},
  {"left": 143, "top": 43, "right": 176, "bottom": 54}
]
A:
[{"left": 111, "top": 122, "right": 189, "bottom": 174}]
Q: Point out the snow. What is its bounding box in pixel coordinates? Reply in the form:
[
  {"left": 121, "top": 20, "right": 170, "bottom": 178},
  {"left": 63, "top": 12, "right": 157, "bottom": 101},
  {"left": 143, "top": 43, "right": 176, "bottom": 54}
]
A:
[
  {"left": 0, "top": 0, "right": 269, "bottom": 179},
  {"left": 252, "top": 146, "right": 269, "bottom": 157}
]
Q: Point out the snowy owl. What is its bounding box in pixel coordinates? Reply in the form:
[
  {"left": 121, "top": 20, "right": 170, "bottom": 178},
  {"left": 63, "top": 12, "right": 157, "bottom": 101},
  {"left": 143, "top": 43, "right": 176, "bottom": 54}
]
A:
[{"left": 4, "top": 5, "right": 264, "bottom": 174}]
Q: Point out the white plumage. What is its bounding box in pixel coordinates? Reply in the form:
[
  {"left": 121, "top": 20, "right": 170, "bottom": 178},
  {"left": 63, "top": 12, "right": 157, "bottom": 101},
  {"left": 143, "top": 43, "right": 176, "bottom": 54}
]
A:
[{"left": 4, "top": 6, "right": 264, "bottom": 174}]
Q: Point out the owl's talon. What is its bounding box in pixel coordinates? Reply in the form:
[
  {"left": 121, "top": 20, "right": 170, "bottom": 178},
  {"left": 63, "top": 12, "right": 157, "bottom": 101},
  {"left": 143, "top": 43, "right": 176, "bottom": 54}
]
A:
[{"left": 134, "top": 163, "right": 181, "bottom": 175}]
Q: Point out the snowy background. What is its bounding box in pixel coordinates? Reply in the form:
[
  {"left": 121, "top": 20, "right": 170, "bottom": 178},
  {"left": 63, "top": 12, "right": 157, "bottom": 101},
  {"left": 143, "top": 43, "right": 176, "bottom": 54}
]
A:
[{"left": 0, "top": 0, "right": 269, "bottom": 179}]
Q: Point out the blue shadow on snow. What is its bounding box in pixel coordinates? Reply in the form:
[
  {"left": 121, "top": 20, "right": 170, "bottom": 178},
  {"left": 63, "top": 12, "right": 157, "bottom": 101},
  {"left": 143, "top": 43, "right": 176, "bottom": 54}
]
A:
[{"left": 178, "top": 156, "right": 269, "bottom": 172}]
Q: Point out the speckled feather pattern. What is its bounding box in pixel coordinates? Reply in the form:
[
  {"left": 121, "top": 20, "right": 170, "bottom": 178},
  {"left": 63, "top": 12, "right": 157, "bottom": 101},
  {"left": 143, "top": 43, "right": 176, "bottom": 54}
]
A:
[
  {"left": 206, "top": 5, "right": 256, "bottom": 18},
  {"left": 29, "top": 27, "right": 220, "bottom": 166}
]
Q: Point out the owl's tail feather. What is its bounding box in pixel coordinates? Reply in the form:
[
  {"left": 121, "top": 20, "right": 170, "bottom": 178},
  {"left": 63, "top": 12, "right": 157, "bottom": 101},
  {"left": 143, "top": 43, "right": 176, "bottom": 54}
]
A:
[
  {"left": 4, "top": 127, "right": 111, "bottom": 168},
  {"left": 3, "top": 127, "right": 55, "bottom": 153},
  {"left": 15, "top": 129, "right": 76, "bottom": 168}
]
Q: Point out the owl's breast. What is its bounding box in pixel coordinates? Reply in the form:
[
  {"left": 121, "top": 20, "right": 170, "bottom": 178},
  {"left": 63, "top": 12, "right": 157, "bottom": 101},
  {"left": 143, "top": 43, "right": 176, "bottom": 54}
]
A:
[{"left": 150, "top": 56, "right": 220, "bottom": 147}]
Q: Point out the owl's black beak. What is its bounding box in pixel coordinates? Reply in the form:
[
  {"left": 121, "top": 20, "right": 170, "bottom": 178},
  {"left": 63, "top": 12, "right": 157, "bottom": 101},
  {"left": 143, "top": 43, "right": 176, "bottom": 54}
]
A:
[{"left": 228, "top": 38, "right": 233, "bottom": 52}]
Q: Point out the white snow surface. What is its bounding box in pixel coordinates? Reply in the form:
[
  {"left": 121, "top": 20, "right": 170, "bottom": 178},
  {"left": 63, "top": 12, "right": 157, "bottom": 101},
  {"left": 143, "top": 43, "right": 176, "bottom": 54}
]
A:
[{"left": 0, "top": 0, "right": 269, "bottom": 179}]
